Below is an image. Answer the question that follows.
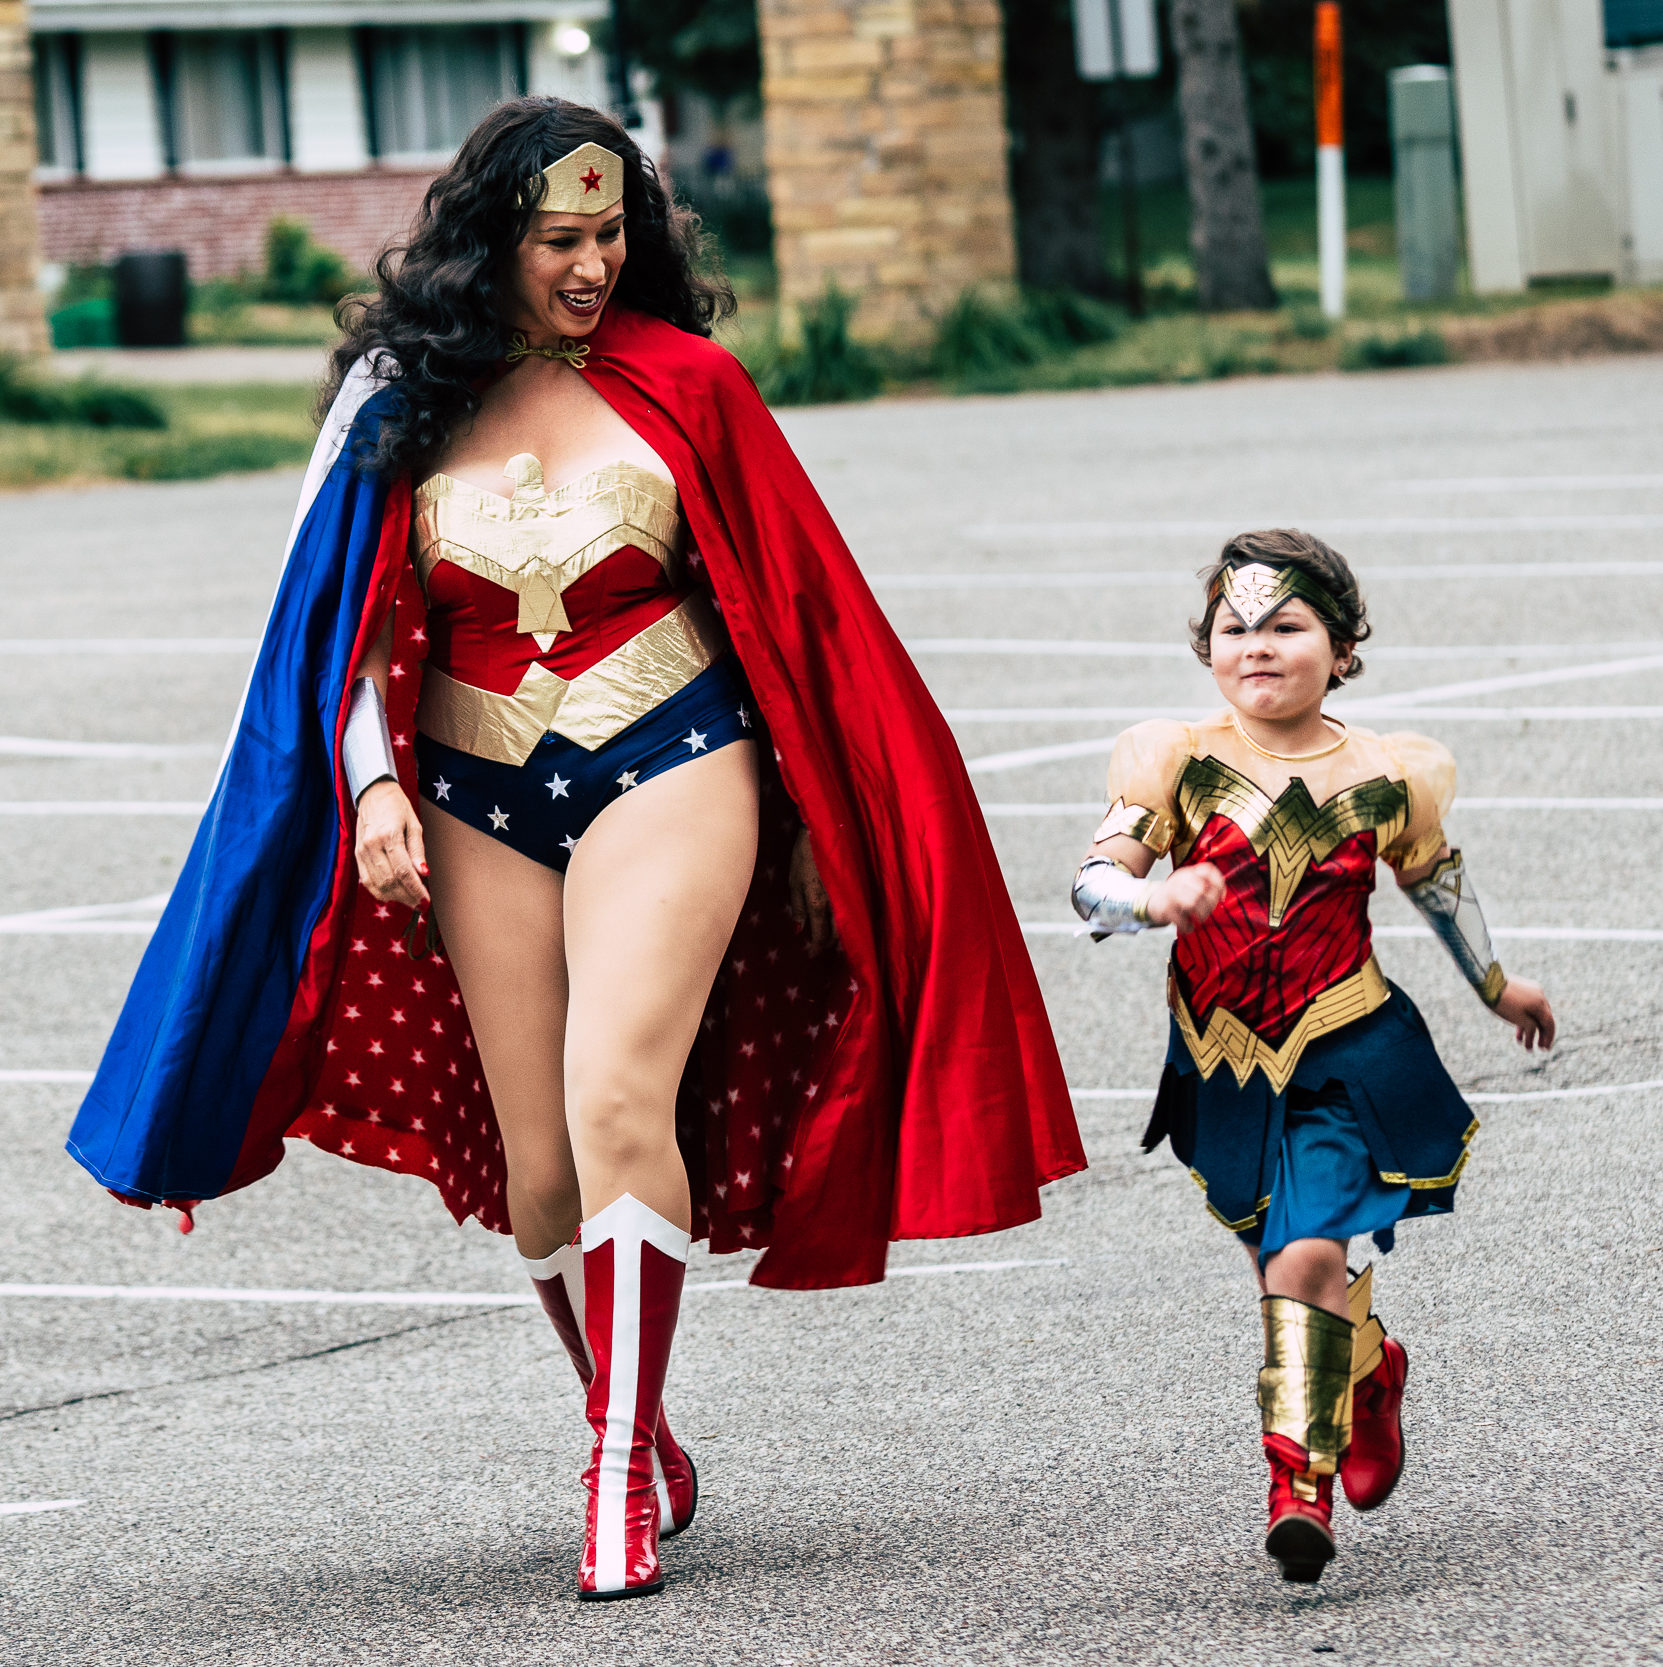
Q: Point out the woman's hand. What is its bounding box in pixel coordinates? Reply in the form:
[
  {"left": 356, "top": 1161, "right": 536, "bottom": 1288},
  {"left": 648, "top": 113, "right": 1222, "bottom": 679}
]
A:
[
  {"left": 787, "top": 827, "right": 835, "bottom": 957},
  {"left": 1492, "top": 977, "right": 1555, "bottom": 1051},
  {"left": 354, "top": 780, "right": 430, "bottom": 909},
  {"left": 1144, "top": 862, "right": 1227, "bottom": 935}
]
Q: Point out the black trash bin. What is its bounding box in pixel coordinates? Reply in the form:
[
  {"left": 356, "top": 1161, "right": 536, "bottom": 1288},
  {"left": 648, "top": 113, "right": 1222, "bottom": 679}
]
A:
[{"left": 113, "top": 250, "right": 189, "bottom": 348}]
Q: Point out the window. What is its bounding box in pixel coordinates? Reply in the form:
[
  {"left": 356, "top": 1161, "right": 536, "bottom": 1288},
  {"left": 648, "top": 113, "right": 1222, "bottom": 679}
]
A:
[
  {"left": 1607, "top": 0, "right": 1663, "bottom": 47},
  {"left": 361, "top": 26, "right": 524, "bottom": 159},
  {"left": 33, "top": 34, "right": 82, "bottom": 173},
  {"left": 164, "top": 31, "right": 287, "bottom": 169}
]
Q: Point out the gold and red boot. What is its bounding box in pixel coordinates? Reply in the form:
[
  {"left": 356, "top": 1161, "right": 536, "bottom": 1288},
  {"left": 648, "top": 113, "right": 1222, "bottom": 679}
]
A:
[
  {"left": 576, "top": 1193, "right": 690, "bottom": 1600},
  {"left": 1341, "top": 1265, "right": 1408, "bottom": 1512},
  {"left": 1258, "top": 1295, "right": 1354, "bottom": 1583},
  {"left": 525, "top": 1235, "right": 699, "bottom": 1537}
]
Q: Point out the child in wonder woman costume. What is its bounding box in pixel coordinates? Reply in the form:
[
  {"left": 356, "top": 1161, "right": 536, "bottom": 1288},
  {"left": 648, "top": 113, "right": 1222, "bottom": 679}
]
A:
[{"left": 1072, "top": 529, "right": 1554, "bottom": 1584}]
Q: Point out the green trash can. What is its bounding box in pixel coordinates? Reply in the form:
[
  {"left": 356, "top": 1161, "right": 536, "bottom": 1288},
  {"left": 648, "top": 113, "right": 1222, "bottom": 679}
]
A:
[{"left": 1390, "top": 66, "right": 1460, "bottom": 303}]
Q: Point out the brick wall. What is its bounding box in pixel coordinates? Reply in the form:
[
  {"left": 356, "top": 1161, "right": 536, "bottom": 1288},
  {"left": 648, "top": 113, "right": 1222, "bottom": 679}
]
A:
[
  {"left": 37, "top": 166, "right": 442, "bottom": 280},
  {"left": 0, "top": 1, "right": 47, "bottom": 353},
  {"left": 757, "top": 0, "right": 1017, "bottom": 341}
]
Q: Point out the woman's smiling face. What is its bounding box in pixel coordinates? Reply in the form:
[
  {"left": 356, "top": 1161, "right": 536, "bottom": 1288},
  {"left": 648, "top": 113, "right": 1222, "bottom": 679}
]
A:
[{"left": 506, "top": 206, "right": 626, "bottom": 339}]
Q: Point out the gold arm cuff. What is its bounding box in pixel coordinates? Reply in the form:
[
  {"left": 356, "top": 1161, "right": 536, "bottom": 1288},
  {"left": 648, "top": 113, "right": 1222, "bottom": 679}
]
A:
[
  {"left": 1170, "top": 955, "right": 1390, "bottom": 1096},
  {"left": 1479, "top": 960, "right": 1507, "bottom": 1008},
  {"left": 1093, "top": 797, "right": 1177, "bottom": 856},
  {"left": 1258, "top": 1296, "right": 1355, "bottom": 1473},
  {"left": 415, "top": 594, "right": 727, "bottom": 765},
  {"left": 1385, "top": 822, "right": 1448, "bottom": 874}
]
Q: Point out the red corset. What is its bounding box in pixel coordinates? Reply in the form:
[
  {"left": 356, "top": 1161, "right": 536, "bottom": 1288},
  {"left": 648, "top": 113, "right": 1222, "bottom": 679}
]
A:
[
  {"left": 424, "top": 547, "right": 689, "bottom": 696},
  {"left": 1174, "top": 818, "right": 1378, "bottom": 1049}
]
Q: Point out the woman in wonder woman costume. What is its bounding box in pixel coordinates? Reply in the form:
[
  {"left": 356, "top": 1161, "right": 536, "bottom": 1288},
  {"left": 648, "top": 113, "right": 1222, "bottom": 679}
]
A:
[
  {"left": 1072, "top": 529, "right": 1554, "bottom": 1585},
  {"left": 69, "top": 100, "right": 1083, "bottom": 1600}
]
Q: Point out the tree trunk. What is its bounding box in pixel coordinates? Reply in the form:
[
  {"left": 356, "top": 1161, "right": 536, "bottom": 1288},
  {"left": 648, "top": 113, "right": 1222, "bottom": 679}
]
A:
[
  {"left": 1001, "top": 0, "right": 1107, "bottom": 295},
  {"left": 1170, "top": 0, "right": 1278, "bottom": 310},
  {"left": 0, "top": 1, "right": 48, "bottom": 355}
]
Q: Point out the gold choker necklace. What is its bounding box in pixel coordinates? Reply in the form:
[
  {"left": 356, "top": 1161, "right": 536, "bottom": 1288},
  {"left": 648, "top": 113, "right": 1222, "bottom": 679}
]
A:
[
  {"left": 1231, "top": 710, "right": 1350, "bottom": 761},
  {"left": 506, "top": 331, "right": 590, "bottom": 371}
]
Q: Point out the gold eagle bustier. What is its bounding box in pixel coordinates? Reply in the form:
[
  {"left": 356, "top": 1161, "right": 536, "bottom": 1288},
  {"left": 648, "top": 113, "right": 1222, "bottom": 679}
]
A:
[{"left": 410, "top": 455, "right": 728, "bottom": 764}]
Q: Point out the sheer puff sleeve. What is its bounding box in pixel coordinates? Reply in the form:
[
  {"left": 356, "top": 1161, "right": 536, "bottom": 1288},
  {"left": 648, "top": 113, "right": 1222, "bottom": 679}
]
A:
[
  {"left": 1095, "top": 720, "right": 1190, "bottom": 857},
  {"left": 1380, "top": 730, "right": 1457, "bottom": 872}
]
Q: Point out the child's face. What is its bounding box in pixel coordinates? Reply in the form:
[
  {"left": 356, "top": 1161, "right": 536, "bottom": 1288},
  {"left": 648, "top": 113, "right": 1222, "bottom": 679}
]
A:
[{"left": 1209, "top": 598, "right": 1351, "bottom": 722}]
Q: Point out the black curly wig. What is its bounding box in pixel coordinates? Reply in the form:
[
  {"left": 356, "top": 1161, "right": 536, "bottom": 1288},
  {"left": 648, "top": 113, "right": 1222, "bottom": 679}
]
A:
[{"left": 323, "top": 97, "right": 735, "bottom": 478}]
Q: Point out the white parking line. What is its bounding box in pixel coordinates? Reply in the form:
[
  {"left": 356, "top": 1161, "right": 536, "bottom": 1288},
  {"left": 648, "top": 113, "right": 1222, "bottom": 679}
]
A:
[
  {"left": 0, "top": 1500, "right": 84, "bottom": 1517},
  {"left": 1021, "top": 921, "right": 1663, "bottom": 942},
  {"left": 0, "top": 639, "right": 256, "bottom": 655},
  {"left": 0, "top": 1260, "right": 1066, "bottom": 1307},
  {"left": 0, "top": 1070, "right": 94, "bottom": 1084},
  {"left": 949, "top": 705, "right": 1663, "bottom": 725},
  {"left": 1071, "top": 1080, "right": 1663, "bottom": 1103},
  {"left": 1396, "top": 475, "right": 1663, "bottom": 494},
  {"left": 904, "top": 638, "right": 1663, "bottom": 662},
  {"left": 964, "top": 516, "right": 1663, "bottom": 540},
  {"left": 0, "top": 802, "right": 207, "bottom": 817},
  {"left": 872, "top": 561, "right": 1663, "bottom": 590},
  {"left": 1358, "top": 653, "right": 1663, "bottom": 709},
  {"left": 0, "top": 896, "right": 170, "bottom": 936},
  {"left": 0, "top": 737, "right": 216, "bottom": 760},
  {"left": 980, "top": 798, "right": 1663, "bottom": 816},
  {"left": 967, "top": 717, "right": 1663, "bottom": 772}
]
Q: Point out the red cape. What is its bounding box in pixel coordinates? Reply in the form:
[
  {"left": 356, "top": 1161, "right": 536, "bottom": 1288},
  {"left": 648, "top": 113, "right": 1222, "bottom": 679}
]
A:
[{"left": 251, "top": 307, "right": 1083, "bottom": 1289}]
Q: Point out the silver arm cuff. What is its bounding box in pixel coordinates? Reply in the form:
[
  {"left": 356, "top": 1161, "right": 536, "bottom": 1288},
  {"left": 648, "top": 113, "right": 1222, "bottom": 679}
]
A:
[
  {"left": 1402, "top": 847, "right": 1506, "bottom": 1007},
  {"left": 343, "top": 677, "right": 397, "bottom": 807},
  {"left": 1072, "top": 856, "right": 1156, "bottom": 939}
]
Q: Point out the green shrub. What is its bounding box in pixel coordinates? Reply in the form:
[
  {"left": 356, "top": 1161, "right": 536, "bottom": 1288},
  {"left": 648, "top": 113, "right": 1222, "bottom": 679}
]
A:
[
  {"left": 0, "top": 357, "right": 167, "bottom": 428},
  {"left": 119, "top": 429, "right": 313, "bottom": 480},
  {"left": 1286, "top": 307, "right": 1333, "bottom": 341},
  {"left": 749, "top": 284, "right": 882, "bottom": 405},
  {"left": 1341, "top": 328, "right": 1448, "bottom": 370},
  {"left": 1023, "top": 288, "right": 1124, "bottom": 349},
  {"left": 932, "top": 288, "right": 1047, "bottom": 380},
  {"left": 262, "top": 217, "right": 353, "bottom": 306}
]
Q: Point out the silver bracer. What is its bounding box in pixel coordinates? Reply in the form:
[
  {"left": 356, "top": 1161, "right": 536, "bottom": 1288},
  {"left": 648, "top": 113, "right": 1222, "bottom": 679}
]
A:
[
  {"left": 1072, "top": 855, "right": 1156, "bottom": 940},
  {"left": 1402, "top": 847, "right": 1506, "bottom": 1007},
  {"left": 343, "top": 677, "right": 397, "bottom": 807}
]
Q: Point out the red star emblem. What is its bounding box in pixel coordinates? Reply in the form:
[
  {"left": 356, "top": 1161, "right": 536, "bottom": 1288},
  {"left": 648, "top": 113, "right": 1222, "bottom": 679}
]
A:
[{"left": 580, "top": 167, "right": 603, "bottom": 193}]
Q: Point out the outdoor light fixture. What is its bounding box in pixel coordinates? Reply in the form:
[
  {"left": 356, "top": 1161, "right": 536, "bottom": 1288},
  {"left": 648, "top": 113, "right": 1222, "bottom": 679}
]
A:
[{"left": 555, "top": 24, "right": 591, "bottom": 56}]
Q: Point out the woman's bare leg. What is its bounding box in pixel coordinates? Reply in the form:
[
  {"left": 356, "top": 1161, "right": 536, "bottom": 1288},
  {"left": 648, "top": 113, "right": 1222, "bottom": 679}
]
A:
[
  {"left": 561, "top": 743, "right": 760, "bottom": 1228},
  {"left": 1263, "top": 1237, "right": 1350, "bottom": 1319},
  {"left": 420, "top": 802, "right": 580, "bottom": 1261}
]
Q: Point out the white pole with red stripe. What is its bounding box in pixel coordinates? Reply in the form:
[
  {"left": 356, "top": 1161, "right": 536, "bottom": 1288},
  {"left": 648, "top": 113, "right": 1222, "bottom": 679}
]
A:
[{"left": 1315, "top": 1, "right": 1346, "bottom": 319}]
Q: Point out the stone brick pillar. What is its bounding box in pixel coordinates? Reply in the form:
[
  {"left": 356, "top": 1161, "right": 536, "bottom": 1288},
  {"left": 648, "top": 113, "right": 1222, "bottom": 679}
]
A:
[
  {"left": 758, "top": 0, "right": 1017, "bottom": 341},
  {"left": 0, "top": 2, "right": 47, "bottom": 356}
]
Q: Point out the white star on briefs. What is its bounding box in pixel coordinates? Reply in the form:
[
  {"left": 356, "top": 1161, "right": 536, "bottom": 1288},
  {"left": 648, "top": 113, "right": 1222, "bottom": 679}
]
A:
[
  {"left": 616, "top": 771, "right": 639, "bottom": 791},
  {"left": 433, "top": 777, "right": 452, "bottom": 800},
  {"left": 488, "top": 806, "right": 510, "bottom": 831},
  {"left": 545, "top": 774, "right": 570, "bottom": 799},
  {"left": 561, "top": 834, "right": 580, "bottom": 854},
  {"left": 738, "top": 705, "right": 752, "bottom": 728},
  {"left": 683, "top": 729, "right": 708, "bottom": 753}
]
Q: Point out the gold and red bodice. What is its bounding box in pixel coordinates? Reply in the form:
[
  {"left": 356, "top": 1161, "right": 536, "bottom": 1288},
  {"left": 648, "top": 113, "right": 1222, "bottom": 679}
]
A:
[
  {"left": 411, "top": 454, "right": 727, "bottom": 764},
  {"left": 1100, "top": 715, "right": 1455, "bottom": 1094}
]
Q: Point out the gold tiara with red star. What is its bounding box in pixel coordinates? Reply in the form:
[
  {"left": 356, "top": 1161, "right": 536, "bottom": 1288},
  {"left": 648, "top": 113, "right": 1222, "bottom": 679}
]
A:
[{"left": 530, "top": 142, "right": 624, "bottom": 214}]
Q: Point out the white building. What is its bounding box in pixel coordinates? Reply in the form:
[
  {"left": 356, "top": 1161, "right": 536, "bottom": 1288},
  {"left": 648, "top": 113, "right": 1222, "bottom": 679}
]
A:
[
  {"left": 28, "top": 0, "right": 614, "bottom": 276},
  {"left": 1449, "top": 0, "right": 1663, "bottom": 289}
]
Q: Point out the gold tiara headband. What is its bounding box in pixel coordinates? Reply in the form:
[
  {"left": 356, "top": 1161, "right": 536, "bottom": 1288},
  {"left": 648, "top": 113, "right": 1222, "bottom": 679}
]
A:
[
  {"left": 1211, "top": 561, "right": 1341, "bottom": 629},
  {"left": 529, "top": 142, "right": 625, "bottom": 214}
]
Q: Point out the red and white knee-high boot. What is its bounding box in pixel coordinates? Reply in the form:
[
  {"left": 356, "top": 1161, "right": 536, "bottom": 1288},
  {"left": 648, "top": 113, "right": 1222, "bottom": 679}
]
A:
[
  {"left": 575, "top": 1193, "right": 690, "bottom": 1600},
  {"left": 1342, "top": 1265, "right": 1408, "bottom": 1511},
  {"left": 523, "top": 1237, "right": 698, "bottom": 1537}
]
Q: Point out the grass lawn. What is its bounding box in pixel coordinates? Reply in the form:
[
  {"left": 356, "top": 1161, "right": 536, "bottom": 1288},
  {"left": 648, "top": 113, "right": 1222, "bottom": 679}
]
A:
[{"left": 0, "top": 382, "right": 319, "bottom": 490}]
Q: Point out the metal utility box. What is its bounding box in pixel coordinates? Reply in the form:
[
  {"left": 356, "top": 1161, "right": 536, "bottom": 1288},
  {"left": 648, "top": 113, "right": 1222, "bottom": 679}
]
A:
[
  {"left": 1607, "top": 42, "right": 1663, "bottom": 282},
  {"left": 1390, "top": 66, "right": 1461, "bottom": 300},
  {"left": 1448, "top": 0, "right": 1623, "bottom": 290}
]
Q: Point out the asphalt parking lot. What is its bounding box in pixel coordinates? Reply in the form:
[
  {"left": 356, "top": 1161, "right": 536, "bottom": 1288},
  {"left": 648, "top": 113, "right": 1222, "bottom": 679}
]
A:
[{"left": 3, "top": 355, "right": 1661, "bottom": 1665}]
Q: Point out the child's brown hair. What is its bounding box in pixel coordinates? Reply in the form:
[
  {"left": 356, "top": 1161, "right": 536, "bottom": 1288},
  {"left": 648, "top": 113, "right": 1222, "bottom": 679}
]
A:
[{"left": 1189, "top": 527, "right": 1371, "bottom": 692}]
